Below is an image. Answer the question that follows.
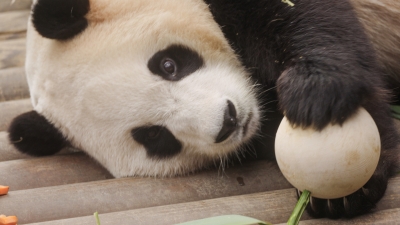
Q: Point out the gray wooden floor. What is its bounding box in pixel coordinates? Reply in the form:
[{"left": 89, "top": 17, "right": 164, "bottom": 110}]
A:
[{"left": 1, "top": 1, "right": 399, "bottom": 224}]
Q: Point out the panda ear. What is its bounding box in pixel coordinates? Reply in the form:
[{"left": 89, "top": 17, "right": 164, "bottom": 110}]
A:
[
  {"left": 32, "top": 0, "right": 90, "bottom": 40},
  {"left": 8, "top": 111, "right": 69, "bottom": 156}
]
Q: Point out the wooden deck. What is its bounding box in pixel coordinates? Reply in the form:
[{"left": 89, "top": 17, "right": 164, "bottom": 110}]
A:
[{"left": 0, "top": 1, "right": 399, "bottom": 224}]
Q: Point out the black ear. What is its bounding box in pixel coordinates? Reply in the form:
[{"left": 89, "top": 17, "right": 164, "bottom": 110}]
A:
[
  {"left": 8, "top": 111, "right": 69, "bottom": 156},
  {"left": 32, "top": 0, "right": 90, "bottom": 40}
]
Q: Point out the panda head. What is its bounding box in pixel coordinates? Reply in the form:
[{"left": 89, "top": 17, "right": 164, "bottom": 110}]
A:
[{"left": 14, "top": 0, "right": 261, "bottom": 177}]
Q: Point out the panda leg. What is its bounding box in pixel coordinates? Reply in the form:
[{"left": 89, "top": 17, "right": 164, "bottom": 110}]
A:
[
  {"left": 304, "top": 153, "right": 395, "bottom": 218},
  {"left": 8, "top": 111, "right": 69, "bottom": 156},
  {"left": 303, "top": 100, "right": 400, "bottom": 218}
]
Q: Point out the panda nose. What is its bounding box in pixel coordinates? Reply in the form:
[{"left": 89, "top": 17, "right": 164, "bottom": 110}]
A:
[{"left": 215, "top": 100, "right": 238, "bottom": 143}]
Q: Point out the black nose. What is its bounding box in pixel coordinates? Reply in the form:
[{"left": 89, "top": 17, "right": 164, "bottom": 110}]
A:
[{"left": 215, "top": 100, "right": 237, "bottom": 143}]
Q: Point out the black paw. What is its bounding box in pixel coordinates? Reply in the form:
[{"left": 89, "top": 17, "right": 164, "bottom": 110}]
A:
[
  {"left": 277, "top": 63, "right": 371, "bottom": 130},
  {"left": 299, "top": 173, "right": 388, "bottom": 218},
  {"left": 8, "top": 111, "right": 68, "bottom": 156}
]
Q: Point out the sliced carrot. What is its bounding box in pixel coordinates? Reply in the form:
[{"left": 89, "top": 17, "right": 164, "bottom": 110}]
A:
[
  {"left": 0, "top": 186, "right": 9, "bottom": 196},
  {"left": 0, "top": 215, "right": 18, "bottom": 225}
]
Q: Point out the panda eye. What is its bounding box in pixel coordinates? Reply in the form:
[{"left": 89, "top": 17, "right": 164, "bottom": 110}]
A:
[
  {"left": 161, "top": 58, "right": 177, "bottom": 76},
  {"left": 146, "top": 126, "right": 161, "bottom": 140},
  {"left": 147, "top": 45, "right": 204, "bottom": 81}
]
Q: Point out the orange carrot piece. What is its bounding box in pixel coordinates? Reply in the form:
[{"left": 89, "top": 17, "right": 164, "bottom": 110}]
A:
[
  {"left": 0, "top": 215, "right": 18, "bottom": 225},
  {"left": 0, "top": 186, "right": 9, "bottom": 196}
]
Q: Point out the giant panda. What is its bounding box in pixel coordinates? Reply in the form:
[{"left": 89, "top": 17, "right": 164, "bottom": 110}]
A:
[{"left": 7, "top": 0, "right": 400, "bottom": 219}]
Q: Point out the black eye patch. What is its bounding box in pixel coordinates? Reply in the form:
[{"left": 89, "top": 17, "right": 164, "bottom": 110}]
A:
[
  {"left": 147, "top": 45, "right": 204, "bottom": 81},
  {"left": 131, "top": 125, "right": 182, "bottom": 159}
]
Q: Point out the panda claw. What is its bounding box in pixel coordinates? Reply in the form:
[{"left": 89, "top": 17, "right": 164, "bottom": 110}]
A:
[
  {"left": 296, "top": 189, "right": 302, "bottom": 198},
  {"left": 309, "top": 196, "right": 318, "bottom": 214},
  {"left": 343, "top": 196, "right": 349, "bottom": 211},
  {"left": 362, "top": 187, "right": 370, "bottom": 196},
  {"left": 302, "top": 172, "right": 390, "bottom": 218}
]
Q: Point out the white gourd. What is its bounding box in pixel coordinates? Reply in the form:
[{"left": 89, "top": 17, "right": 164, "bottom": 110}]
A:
[{"left": 275, "top": 108, "right": 381, "bottom": 199}]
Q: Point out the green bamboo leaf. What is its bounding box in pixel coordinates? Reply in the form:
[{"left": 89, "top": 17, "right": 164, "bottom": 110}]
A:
[
  {"left": 391, "top": 105, "right": 400, "bottom": 112},
  {"left": 287, "top": 190, "right": 310, "bottom": 225},
  {"left": 390, "top": 105, "right": 400, "bottom": 120},
  {"left": 175, "top": 215, "right": 271, "bottom": 225},
  {"left": 94, "top": 212, "right": 101, "bottom": 225},
  {"left": 392, "top": 113, "right": 400, "bottom": 120}
]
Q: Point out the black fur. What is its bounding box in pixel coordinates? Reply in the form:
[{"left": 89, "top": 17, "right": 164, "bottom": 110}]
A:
[
  {"left": 148, "top": 45, "right": 204, "bottom": 81},
  {"left": 8, "top": 111, "right": 68, "bottom": 156},
  {"left": 131, "top": 126, "right": 182, "bottom": 159},
  {"left": 32, "top": 0, "right": 90, "bottom": 40},
  {"left": 204, "top": 0, "right": 400, "bottom": 218}
]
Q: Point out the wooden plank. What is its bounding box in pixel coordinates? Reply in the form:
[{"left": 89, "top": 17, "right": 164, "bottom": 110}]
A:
[
  {"left": 0, "top": 0, "right": 32, "bottom": 13},
  {"left": 0, "top": 67, "right": 29, "bottom": 102},
  {"left": 0, "top": 152, "right": 113, "bottom": 190},
  {"left": 0, "top": 10, "right": 30, "bottom": 33},
  {"left": 25, "top": 189, "right": 300, "bottom": 225},
  {"left": 0, "top": 98, "right": 32, "bottom": 131},
  {"left": 0, "top": 160, "right": 292, "bottom": 224},
  {"left": 22, "top": 176, "right": 400, "bottom": 225},
  {"left": 0, "top": 38, "right": 26, "bottom": 69},
  {"left": 0, "top": 31, "right": 25, "bottom": 41}
]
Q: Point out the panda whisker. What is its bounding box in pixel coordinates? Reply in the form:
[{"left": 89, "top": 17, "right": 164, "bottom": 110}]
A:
[
  {"left": 261, "top": 85, "right": 277, "bottom": 94},
  {"left": 254, "top": 85, "right": 276, "bottom": 99},
  {"left": 260, "top": 99, "right": 279, "bottom": 109},
  {"left": 212, "top": 157, "right": 220, "bottom": 169},
  {"left": 243, "top": 140, "right": 258, "bottom": 158},
  {"left": 234, "top": 151, "right": 242, "bottom": 163},
  {"left": 237, "top": 144, "right": 252, "bottom": 160},
  {"left": 250, "top": 128, "right": 267, "bottom": 145},
  {"left": 233, "top": 147, "right": 244, "bottom": 163},
  {"left": 248, "top": 142, "right": 258, "bottom": 157},
  {"left": 217, "top": 154, "right": 227, "bottom": 176}
]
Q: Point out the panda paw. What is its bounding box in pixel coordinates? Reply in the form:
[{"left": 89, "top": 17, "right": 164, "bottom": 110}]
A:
[
  {"left": 8, "top": 111, "right": 68, "bottom": 156},
  {"left": 299, "top": 173, "right": 388, "bottom": 218},
  {"left": 277, "top": 65, "right": 370, "bottom": 130}
]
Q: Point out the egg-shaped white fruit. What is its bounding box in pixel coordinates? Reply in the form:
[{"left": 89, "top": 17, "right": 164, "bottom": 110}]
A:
[{"left": 275, "top": 107, "right": 381, "bottom": 199}]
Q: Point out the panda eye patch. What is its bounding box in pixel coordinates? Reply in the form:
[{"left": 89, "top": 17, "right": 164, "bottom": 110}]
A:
[
  {"left": 148, "top": 44, "right": 204, "bottom": 81},
  {"left": 131, "top": 125, "right": 182, "bottom": 159}
]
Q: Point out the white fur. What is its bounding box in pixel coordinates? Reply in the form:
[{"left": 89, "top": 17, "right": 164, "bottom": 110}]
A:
[{"left": 25, "top": 0, "right": 260, "bottom": 177}]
